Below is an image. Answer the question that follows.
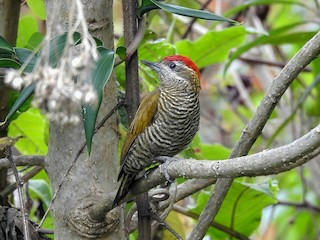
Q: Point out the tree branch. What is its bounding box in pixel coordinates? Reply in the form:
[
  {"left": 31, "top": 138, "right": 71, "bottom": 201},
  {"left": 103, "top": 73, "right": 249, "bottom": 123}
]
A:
[
  {"left": 0, "top": 155, "right": 44, "bottom": 168},
  {"left": 276, "top": 200, "right": 320, "bottom": 213},
  {"left": 239, "top": 56, "right": 312, "bottom": 72},
  {"left": 114, "top": 17, "right": 146, "bottom": 67},
  {"left": 89, "top": 124, "right": 320, "bottom": 218},
  {"left": 0, "top": 166, "right": 43, "bottom": 198},
  {"left": 188, "top": 28, "right": 320, "bottom": 240}
]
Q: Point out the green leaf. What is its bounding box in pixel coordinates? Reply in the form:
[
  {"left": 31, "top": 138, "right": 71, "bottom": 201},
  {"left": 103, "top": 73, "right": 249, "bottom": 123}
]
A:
[
  {"left": 193, "top": 144, "right": 231, "bottom": 160},
  {"left": 176, "top": 26, "right": 246, "bottom": 69},
  {"left": 137, "top": 0, "right": 160, "bottom": 17},
  {"left": 139, "top": 39, "right": 176, "bottom": 63},
  {"left": 8, "top": 107, "right": 49, "bottom": 155},
  {"left": 116, "top": 46, "right": 127, "bottom": 60},
  {"left": 0, "top": 59, "right": 21, "bottom": 69},
  {"left": 163, "top": 212, "right": 186, "bottom": 239},
  {"left": 82, "top": 47, "right": 115, "bottom": 155},
  {"left": 147, "top": 0, "right": 238, "bottom": 24},
  {"left": 192, "top": 181, "right": 278, "bottom": 239},
  {"left": 16, "top": 15, "right": 39, "bottom": 48},
  {"left": 28, "top": 179, "right": 52, "bottom": 208},
  {"left": 0, "top": 35, "right": 14, "bottom": 52},
  {"left": 138, "top": 39, "right": 176, "bottom": 91},
  {"left": 42, "top": 32, "right": 81, "bottom": 67},
  {"left": 26, "top": 0, "right": 46, "bottom": 20},
  {"left": 273, "top": 206, "right": 320, "bottom": 239},
  {"left": 0, "top": 48, "right": 15, "bottom": 59},
  {"left": 93, "top": 37, "right": 103, "bottom": 47},
  {"left": 15, "top": 48, "right": 38, "bottom": 73},
  {"left": 26, "top": 32, "right": 44, "bottom": 50},
  {"left": 0, "top": 84, "right": 35, "bottom": 126}
]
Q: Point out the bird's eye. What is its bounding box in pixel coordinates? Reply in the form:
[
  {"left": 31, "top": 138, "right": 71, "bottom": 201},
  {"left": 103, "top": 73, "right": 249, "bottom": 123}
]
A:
[{"left": 169, "top": 62, "right": 176, "bottom": 69}]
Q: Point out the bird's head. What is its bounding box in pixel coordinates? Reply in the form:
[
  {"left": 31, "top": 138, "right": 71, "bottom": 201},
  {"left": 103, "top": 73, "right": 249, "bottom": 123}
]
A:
[{"left": 141, "top": 55, "right": 201, "bottom": 93}]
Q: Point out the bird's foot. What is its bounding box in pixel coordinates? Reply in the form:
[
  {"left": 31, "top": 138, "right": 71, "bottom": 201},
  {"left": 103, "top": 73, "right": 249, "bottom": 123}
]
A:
[{"left": 155, "top": 156, "right": 176, "bottom": 183}]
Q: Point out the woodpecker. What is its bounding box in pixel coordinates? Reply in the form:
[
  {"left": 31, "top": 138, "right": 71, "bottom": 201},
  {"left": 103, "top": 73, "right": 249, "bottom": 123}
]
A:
[{"left": 113, "top": 55, "right": 201, "bottom": 206}]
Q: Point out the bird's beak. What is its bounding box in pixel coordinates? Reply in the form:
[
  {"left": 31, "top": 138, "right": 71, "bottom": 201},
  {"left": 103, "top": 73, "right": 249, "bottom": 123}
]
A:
[{"left": 141, "top": 60, "right": 161, "bottom": 72}]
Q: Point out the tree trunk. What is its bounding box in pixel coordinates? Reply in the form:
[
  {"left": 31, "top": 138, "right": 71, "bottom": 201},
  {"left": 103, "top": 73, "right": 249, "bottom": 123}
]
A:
[{"left": 44, "top": 0, "right": 123, "bottom": 238}]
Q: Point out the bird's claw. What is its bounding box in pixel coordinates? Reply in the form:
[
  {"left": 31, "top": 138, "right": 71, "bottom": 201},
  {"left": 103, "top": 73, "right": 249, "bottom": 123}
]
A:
[{"left": 157, "top": 156, "right": 175, "bottom": 183}]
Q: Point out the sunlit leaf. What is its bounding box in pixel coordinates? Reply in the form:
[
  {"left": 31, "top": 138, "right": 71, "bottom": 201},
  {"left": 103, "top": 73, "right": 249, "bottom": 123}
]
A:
[
  {"left": 8, "top": 108, "right": 49, "bottom": 155},
  {"left": 163, "top": 211, "right": 186, "bottom": 239},
  {"left": 176, "top": 26, "right": 246, "bottom": 69},
  {"left": 26, "top": 0, "right": 46, "bottom": 20},
  {"left": 16, "top": 15, "right": 39, "bottom": 48},
  {"left": 0, "top": 84, "right": 36, "bottom": 126},
  {"left": 26, "top": 32, "right": 44, "bottom": 50},
  {"left": 139, "top": 39, "right": 176, "bottom": 63},
  {"left": 192, "top": 181, "right": 278, "bottom": 239}
]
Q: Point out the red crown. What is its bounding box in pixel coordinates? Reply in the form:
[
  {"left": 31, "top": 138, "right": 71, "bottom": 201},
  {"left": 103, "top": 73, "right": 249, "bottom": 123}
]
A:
[{"left": 164, "top": 55, "right": 200, "bottom": 78}]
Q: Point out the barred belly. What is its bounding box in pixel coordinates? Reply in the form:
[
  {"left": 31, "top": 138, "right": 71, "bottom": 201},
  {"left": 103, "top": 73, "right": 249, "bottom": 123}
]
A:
[{"left": 123, "top": 88, "right": 200, "bottom": 174}]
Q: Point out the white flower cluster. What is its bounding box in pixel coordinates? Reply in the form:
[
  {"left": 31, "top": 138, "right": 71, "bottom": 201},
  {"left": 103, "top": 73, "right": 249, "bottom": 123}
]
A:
[
  {"left": 4, "top": 0, "right": 99, "bottom": 126},
  {"left": 5, "top": 63, "right": 97, "bottom": 125}
]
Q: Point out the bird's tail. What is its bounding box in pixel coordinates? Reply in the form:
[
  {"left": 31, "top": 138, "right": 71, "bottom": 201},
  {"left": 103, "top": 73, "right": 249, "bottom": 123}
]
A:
[{"left": 113, "top": 173, "right": 135, "bottom": 207}]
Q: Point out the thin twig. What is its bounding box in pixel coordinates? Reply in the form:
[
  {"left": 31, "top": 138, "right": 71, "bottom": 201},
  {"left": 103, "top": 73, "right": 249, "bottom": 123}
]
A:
[
  {"left": 0, "top": 166, "right": 43, "bottom": 198},
  {"left": 0, "top": 155, "right": 44, "bottom": 168},
  {"left": 151, "top": 184, "right": 177, "bottom": 238},
  {"left": 239, "top": 56, "right": 312, "bottom": 72},
  {"left": 182, "top": 0, "right": 213, "bottom": 39},
  {"left": 266, "top": 74, "right": 320, "bottom": 147},
  {"left": 150, "top": 211, "right": 183, "bottom": 240},
  {"left": 276, "top": 200, "right": 320, "bottom": 213},
  {"left": 37, "top": 228, "right": 54, "bottom": 235},
  {"left": 114, "top": 17, "right": 147, "bottom": 67},
  {"left": 94, "top": 98, "right": 125, "bottom": 133},
  {"left": 5, "top": 148, "right": 30, "bottom": 240}
]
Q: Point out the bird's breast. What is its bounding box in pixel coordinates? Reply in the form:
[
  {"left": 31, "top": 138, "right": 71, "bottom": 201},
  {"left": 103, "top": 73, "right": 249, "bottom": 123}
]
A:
[
  {"left": 148, "top": 89, "right": 200, "bottom": 155},
  {"left": 122, "top": 89, "right": 200, "bottom": 174}
]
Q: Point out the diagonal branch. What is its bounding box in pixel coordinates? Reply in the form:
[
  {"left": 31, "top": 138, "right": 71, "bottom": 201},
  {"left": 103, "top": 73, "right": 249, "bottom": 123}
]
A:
[
  {"left": 87, "top": 30, "right": 320, "bottom": 235},
  {"left": 188, "top": 29, "right": 320, "bottom": 240},
  {"left": 88, "top": 124, "right": 320, "bottom": 219}
]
